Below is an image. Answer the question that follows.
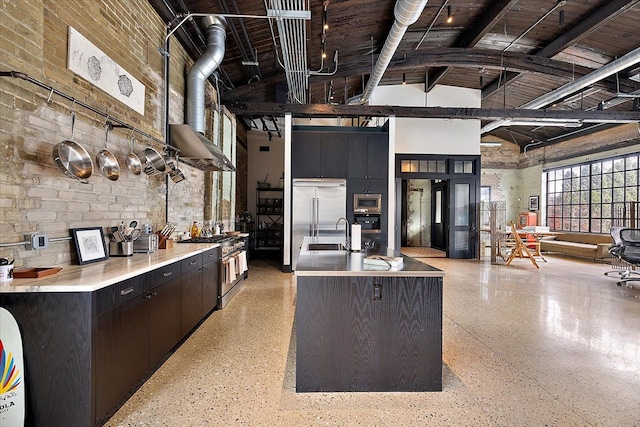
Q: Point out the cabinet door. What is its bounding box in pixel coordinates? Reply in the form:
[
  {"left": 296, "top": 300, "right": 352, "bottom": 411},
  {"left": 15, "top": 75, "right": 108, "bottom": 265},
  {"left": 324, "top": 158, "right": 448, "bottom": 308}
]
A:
[
  {"left": 181, "top": 267, "right": 203, "bottom": 335},
  {"left": 292, "top": 133, "right": 322, "bottom": 178},
  {"left": 366, "top": 135, "right": 388, "bottom": 180},
  {"left": 347, "top": 136, "right": 368, "bottom": 179},
  {"left": 320, "top": 135, "right": 349, "bottom": 178},
  {"left": 202, "top": 257, "right": 220, "bottom": 314},
  {"left": 96, "top": 277, "right": 148, "bottom": 421},
  {"left": 148, "top": 275, "right": 182, "bottom": 367}
]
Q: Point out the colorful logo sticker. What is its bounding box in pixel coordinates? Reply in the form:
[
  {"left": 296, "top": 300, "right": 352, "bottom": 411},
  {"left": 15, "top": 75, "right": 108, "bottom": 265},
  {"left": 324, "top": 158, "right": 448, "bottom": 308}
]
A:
[{"left": 0, "top": 340, "right": 21, "bottom": 394}]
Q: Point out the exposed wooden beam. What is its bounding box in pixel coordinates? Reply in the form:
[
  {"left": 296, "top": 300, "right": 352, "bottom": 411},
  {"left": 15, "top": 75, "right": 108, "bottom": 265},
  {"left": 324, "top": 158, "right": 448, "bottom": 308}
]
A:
[
  {"left": 226, "top": 101, "right": 640, "bottom": 122},
  {"left": 482, "top": 0, "right": 640, "bottom": 98},
  {"left": 223, "top": 48, "right": 639, "bottom": 102},
  {"left": 425, "top": 0, "right": 519, "bottom": 90}
]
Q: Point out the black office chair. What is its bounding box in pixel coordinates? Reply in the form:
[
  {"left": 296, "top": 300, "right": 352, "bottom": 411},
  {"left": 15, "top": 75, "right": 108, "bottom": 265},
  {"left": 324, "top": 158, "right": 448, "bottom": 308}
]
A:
[
  {"left": 605, "top": 227, "right": 625, "bottom": 277},
  {"left": 609, "top": 228, "right": 640, "bottom": 287}
]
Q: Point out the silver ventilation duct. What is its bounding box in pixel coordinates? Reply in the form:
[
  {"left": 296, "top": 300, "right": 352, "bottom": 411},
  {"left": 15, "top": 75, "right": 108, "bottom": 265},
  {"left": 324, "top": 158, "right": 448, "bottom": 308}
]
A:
[
  {"left": 170, "top": 15, "right": 235, "bottom": 172},
  {"left": 481, "top": 46, "right": 640, "bottom": 133},
  {"left": 347, "top": 0, "right": 429, "bottom": 105}
]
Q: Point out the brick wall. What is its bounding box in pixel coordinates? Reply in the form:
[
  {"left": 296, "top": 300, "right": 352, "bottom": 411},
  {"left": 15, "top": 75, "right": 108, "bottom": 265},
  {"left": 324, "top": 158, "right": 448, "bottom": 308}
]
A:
[{"left": 0, "top": 0, "right": 239, "bottom": 267}]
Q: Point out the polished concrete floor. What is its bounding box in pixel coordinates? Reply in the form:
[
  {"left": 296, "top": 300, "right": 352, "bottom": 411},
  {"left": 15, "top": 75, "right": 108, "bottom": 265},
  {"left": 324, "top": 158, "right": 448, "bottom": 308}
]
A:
[{"left": 106, "top": 254, "right": 640, "bottom": 426}]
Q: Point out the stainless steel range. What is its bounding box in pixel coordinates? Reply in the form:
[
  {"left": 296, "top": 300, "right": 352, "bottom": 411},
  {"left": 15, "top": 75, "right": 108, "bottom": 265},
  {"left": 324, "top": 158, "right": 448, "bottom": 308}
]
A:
[{"left": 178, "top": 235, "right": 248, "bottom": 308}]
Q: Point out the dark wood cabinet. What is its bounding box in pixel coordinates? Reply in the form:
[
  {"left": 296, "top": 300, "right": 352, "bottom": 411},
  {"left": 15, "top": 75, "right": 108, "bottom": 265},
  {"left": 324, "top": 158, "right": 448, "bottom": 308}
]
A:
[
  {"left": 202, "top": 247, "right": 220, "bottom": 313},
  {"left": 148, "top": 274, "right": 183, "bottom": 368},
  {"left": 291, "top": 131, "right": 348, "bottom": 178},
  {"left": 96, "top": 276, "right": 149, "bottom": 421},
  {"left": 296, "top": 275, "right": 443, "bottom": 392},
  {"left": 181, "top": 254, "right": 204, "bottom": 335},
  {"left": 347, "top": 134, "right": 388, "bottom": 190},
  {"left": 0, "top": 248, "right": 226, "bottom": 426}
]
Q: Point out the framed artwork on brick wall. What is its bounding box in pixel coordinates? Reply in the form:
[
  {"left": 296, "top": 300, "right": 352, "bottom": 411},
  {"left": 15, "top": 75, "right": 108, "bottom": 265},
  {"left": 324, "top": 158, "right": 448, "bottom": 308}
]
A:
[
  {"left": 528, "top": 196, "right": 539, "bottom": 211},
  {"left": 71, "top": 227, "right": 108, "bottom": 265}
]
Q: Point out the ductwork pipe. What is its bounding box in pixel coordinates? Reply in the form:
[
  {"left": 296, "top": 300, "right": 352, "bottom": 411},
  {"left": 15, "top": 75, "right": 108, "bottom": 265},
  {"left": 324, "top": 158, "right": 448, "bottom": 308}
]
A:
[
  {"left": 186, "top": 15, "right": 227, "bottom": 133},
  {"left": 482, "top": 46, "right": 640, "bottom": 133},
  {"left": 348, "top": 0, "right": 429, "bottom": 105}
]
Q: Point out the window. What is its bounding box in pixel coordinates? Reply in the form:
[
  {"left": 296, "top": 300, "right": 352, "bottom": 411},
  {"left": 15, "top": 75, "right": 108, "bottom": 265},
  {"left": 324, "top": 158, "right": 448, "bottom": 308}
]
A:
[{"left": 545, "top": 154, "right": 639, "bottom": 233}]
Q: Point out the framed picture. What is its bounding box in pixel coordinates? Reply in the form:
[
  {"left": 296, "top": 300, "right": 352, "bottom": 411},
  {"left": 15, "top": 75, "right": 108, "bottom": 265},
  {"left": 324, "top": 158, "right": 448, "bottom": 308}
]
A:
[
  {"left": 71, "top": 227, "right": 108, "bottom": 265},
  {"left": 528, "top": 196, "right": 539, "bottom": 211}
]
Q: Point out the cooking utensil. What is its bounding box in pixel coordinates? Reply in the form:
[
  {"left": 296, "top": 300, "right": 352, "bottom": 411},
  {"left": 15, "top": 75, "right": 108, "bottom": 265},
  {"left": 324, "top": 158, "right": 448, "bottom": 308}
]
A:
[
  {"left": 96, "top": 124, "right": 120, "bottom": 181},
  {"left": 125, "top": 135, "right": 142, "bottom": 175},
  {"left": 129, "top": 220, "right": 138, "bottom": 228},
  {"left": 129, "top": 228, "right": 141, "bottom": 241},
  {"left": 166, "top": 157, "right": 185, "bottom": 183},
  {"left": 143, "top": 147, "right": 167, "bottom": 176},
  {"left": 52, "top": 110, "right": 93, "bottom": 184}
]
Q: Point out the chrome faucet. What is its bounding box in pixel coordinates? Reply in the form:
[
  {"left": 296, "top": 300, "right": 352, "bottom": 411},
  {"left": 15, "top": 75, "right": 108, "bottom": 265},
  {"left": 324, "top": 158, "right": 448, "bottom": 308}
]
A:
[{"left": 336, "top": 217, "right": 349, "bottom": 248}]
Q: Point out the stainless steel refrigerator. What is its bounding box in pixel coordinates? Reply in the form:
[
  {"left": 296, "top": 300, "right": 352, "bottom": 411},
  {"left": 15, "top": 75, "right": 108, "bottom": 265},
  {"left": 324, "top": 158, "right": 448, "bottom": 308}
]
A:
[{"left": 292, "top": 178, "right": 347, "bottom": 270}]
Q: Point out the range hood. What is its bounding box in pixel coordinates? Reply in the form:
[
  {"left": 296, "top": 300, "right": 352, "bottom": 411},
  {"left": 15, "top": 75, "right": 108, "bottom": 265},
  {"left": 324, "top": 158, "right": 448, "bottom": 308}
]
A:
[
  {"left": 170, "top": 124, "right": 235, "bottom": 172},
  {"left": 170, "top": 15, "right": 235, "bottom": 172}
]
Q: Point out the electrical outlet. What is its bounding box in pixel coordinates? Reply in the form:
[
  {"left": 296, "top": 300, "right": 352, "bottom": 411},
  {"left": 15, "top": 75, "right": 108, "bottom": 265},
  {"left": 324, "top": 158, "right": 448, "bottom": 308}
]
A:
[
  {"left": 29, "top": 233, "right": 49, "bottom": 250},
  {"left": 373, "top": 284, "right": 382, "bottom": 300}
]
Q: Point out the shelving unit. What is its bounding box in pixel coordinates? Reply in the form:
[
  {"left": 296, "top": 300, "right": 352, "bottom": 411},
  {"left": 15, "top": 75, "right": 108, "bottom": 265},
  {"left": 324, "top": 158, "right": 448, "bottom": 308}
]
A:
[{"left": 255, "top": 188, "right": 284, "bottom": 251}]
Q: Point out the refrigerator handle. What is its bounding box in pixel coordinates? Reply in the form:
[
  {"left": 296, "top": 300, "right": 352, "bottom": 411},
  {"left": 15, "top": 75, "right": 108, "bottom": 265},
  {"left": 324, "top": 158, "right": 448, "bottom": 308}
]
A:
[
  {"left": 311, "top": 197, "right": 317, "bottom": 236},
  {"left": 315, "top": 198, "right": 320, "bottom": 236}
]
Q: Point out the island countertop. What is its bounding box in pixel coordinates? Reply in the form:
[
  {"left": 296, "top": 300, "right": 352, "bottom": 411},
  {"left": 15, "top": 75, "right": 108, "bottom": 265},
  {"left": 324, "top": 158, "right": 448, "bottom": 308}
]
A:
[
  {"left": 0, "top": 243, "right": 220, "bottom": 294},
  {"left": 295, "top": 236, "right": 444, "bottom": 277}
]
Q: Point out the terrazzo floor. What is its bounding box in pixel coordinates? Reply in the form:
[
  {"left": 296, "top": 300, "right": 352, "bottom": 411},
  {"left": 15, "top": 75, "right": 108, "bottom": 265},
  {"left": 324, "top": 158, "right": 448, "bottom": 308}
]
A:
[{"left": 106, "top": 254, "right": 640, "bottom": 426}]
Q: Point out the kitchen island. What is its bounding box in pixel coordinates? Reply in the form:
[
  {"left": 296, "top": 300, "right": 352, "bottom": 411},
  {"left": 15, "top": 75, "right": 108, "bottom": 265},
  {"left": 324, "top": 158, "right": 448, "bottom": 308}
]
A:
[{"left": 295, "top": 237, "right": 445, "bottom": 392}]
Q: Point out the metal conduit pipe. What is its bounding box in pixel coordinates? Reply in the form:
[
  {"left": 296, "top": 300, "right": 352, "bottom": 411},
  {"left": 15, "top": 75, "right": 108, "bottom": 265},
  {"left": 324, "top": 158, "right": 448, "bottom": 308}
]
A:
[
  {"left": 348, "top": 0, "right": 429, "bottom": 105},
  {"left": 186, "top": 15, "right": 227, "bottom": 133},
  {"left": 482, "top": 46, "right": 640, "bottom": 134}
]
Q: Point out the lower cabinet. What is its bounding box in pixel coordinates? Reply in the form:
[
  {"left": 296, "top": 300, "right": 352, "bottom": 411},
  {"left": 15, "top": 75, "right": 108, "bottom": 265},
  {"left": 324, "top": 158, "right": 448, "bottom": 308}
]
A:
[
  {"left": 0, "top": 250, "right": 226, "bottom": 426},
  {"left": 148, "top": 274, "right": 183, "bottom": 368},
  {"left": 96, "top": 276, "right": 149, "bottom": 420},
  {"left": 202, "top": 247, "right": 221, "bottom": 313},
  {"left": 181, "top": 254, "right": 204, "bottom": 335}
]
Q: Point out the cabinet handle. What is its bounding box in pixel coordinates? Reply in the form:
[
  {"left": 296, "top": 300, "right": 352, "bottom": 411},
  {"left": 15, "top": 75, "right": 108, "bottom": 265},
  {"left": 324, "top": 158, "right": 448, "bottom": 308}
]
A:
[
  {"left": 163, "top": 271, "right": 172, "bottom": 277},
  {"left": 190, "top": 260, "right": 197, "bottom": 265},
  {"left": 120, "top": 287, "right": 134, "bottom": 296},
  {"left": 144, "top": 291, "right": 157, "bottom": 299},
  {"left": 200, "top": 266, "right": 207, "bottom": 271}
]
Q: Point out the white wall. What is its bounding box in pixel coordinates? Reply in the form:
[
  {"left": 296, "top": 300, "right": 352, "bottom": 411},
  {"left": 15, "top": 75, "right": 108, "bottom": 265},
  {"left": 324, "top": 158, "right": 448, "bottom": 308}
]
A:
[
  {"left": 370, "top": 84, "right": 481, "bottom": 155},
  {"left": 246, "top": 131, "right": 285, "bottom": 221}
]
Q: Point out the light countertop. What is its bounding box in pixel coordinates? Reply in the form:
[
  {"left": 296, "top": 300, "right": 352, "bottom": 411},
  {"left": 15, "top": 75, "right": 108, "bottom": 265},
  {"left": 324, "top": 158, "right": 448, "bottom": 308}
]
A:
[
  {"left": 0, "top": 243, "right": 220, "bottom": 294},
  {"left": 295, "top": 236, "right": 444, "bottom": 278}
]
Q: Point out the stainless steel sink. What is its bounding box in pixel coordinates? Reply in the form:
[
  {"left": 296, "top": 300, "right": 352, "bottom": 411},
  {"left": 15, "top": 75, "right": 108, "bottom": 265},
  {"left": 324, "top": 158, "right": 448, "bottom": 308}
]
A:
[{"left": 307, "top": 243, "right": 347, "bottom": 251}]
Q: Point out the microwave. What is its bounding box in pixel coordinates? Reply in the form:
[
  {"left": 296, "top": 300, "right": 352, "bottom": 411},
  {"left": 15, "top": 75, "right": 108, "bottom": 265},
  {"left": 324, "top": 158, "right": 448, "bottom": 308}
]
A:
[{"left": 353, "top": 193, "right": 382, "bottom": 214}]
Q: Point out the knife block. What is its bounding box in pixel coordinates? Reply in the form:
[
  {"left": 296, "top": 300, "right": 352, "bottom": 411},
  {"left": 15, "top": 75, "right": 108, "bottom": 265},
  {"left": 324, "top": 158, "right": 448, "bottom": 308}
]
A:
[{"left": 157, "top": 233, "right": 175, "bottom": 249}]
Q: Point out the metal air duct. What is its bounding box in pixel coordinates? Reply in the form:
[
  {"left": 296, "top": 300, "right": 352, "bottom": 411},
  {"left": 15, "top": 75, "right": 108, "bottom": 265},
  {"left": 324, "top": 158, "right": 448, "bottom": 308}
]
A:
[
  {"left": 482, "top": 46, "right": 640, "bottom": 133},
  {"left": 170, "top": 15, "right": 235, "bottom": 171},
  {"left": 348, "top": 0, "right": 429, "bottom": 105}
]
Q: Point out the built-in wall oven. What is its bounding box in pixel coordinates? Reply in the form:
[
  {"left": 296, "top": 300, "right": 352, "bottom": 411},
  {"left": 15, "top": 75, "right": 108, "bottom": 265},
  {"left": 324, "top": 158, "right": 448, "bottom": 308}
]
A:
[{"left": 354, "top": 193, "right": 382, "bottom": 214}]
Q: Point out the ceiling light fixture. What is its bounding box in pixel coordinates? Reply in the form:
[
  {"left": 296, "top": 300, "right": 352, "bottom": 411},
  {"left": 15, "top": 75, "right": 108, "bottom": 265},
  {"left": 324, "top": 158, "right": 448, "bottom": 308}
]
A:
[
  {"left": 480, "top": 141, "right": 502, "bottom": 147},
  {"left": 506, "top": 120, "right": 583, "bottom": 128},
  {"left": 559, "top": 9, "right": 565, "bottom": 26},
  {"left": 402, "top": 73, "right": 407, "bottom": 85},
  {"left": 323, "top": 5, "right": 329, "bottom": 30},
  {"left": 446, "top": 6, "right": 453, "bottom": 24}
]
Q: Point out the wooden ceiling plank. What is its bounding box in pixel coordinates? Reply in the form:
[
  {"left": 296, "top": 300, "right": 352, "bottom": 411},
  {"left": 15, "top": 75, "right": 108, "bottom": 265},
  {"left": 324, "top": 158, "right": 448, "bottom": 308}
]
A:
[
  {"left": 482, "top": 0, "right": 640, "bottom": 99},
  {"left": 426, "top": 0, "right": 520, "bottom": 90}
]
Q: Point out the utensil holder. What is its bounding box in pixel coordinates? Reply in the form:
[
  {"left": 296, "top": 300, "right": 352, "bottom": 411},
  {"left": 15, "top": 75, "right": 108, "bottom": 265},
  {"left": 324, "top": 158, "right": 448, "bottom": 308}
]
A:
[{"left": 109, "top": 241, "right": 133, "bottom": 257}]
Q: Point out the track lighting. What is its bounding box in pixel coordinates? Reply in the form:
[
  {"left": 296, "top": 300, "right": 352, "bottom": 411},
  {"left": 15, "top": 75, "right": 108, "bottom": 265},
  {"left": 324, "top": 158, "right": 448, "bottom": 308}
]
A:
[
  {"left": 446, "top": 5, "right": 453, "bottom": 24},
  {"left": 402, "top": 73, "right": 406, "bottom": 85}
]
